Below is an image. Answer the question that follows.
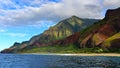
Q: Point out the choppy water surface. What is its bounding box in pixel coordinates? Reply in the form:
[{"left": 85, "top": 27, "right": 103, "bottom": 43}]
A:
[{"left": 0, "top": 54, "right": 120, "bottom": 68}]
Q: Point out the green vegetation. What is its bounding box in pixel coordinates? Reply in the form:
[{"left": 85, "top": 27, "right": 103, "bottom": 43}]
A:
[
  {"left": 80, "top": 20, "right": 106, "bottom": 40},
  {"left": 103, "top": 32, "right": 120, "bottom": 47},
  {"left": 92, "top": 34, "right": 100, "bottom": 44},
  {"left": 19, "top": 44, "right": 120, "bottom": 53},
  {"left": 19, "top": 44, "right": 79, "bottom": 53},
  {"left": 107, "top": 48, "right": 120, "bottom": 53}
]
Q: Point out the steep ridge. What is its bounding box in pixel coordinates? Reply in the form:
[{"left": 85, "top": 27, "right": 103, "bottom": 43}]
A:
[
  {"left": 30, "top": 16, "right": 97, "bottom": 44},
  {"left": 79, "top": 7, "right": 120, "bottom": 49},
  {"left": 1, "top": 16, "right": 98, "bottom": 53}
]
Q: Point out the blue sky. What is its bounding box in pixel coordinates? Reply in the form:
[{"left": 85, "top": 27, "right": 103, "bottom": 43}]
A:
[{"left": 0, "top": 0, "right": 120, "bottom": 51}]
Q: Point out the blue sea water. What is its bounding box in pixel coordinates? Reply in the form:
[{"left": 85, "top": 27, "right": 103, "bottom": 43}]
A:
[{"left": 0, "top": 54, "right": 120, "bottom": 68}]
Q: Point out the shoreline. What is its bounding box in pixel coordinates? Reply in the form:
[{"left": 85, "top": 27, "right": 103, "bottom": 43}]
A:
[{"left": 21, "top": 53, "right": 120, "bottom": 57}]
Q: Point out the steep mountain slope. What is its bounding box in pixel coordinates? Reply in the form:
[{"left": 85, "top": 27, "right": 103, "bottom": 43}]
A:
[
  {"left": 1, "top": 16, "right": 98, "bottom": 53},
  {"left": 30, "top": 16, "right": 97, "bottom": 44},
  {"left": 102, "top": 32, "right": 120, "bottom": 49},
  {"left": 79, "top": 7, "right": 120, "bottom": 49}
]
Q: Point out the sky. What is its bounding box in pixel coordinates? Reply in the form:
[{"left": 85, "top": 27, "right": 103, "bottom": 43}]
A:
[{"left": 0, "top": 0, "right": 120, "bottom": 51}]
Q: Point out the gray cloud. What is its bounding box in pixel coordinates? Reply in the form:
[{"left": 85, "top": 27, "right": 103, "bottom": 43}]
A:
[{"left": 103, "top": 0, "right": 120, "bottom": 9}]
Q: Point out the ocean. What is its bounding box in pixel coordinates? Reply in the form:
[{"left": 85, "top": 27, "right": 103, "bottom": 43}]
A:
[{"left": 0, "top": 54, "right": 120, "bottom": 68}]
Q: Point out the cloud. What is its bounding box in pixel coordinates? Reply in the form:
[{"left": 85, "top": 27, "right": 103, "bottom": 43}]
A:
[
  {"left": 103, "top": 0, "right": 120, "bottom": 9},
  {"left": 5, "top": 33, "right": 27, "bottom": 37},
  {"left": 0, "top": 29, "right": 6, "bottom": 32},
  {"left": 0, "top": 0, "right": 21, "bottom": 9},
  {"left": 0, "top": 0, "right": 120, "bottom": 28},
  {"left": 0, "top": 0, "right": 49, "bottom": 9}
]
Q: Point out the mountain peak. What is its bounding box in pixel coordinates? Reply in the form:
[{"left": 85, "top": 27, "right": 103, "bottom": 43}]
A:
[
  {"left": 69, "top": 15, "right": 81, "bottom": 20},
  {"left": 71, "top": 15, "right": 80, "bottom": 18},
  {"left": 12, "top": 42, "right": 21, "bottom": 46},
  {"left": 105, "top": 7, "right": 120, "bottom": 20},
  {"left": 58, "top": 16, "right": 83, "bottom": 27}
]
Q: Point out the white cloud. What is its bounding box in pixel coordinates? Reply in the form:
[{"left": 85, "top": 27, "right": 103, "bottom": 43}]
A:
[
  {"left": 5, "top": 33, "right": 27, "bottom": 37},
  {"left": 0, "top": 0, "right": 120, "bottom": 28}
]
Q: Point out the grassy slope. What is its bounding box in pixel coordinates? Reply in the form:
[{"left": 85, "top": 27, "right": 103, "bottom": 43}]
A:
[
  {"left": 19, "top": 44, "right": 106, "bottom": 53},
  {"left": 19, "top": 44, "right": 79, "bottom": 53},
  {"left": 103, "top": 32, "right": 120, "bottom": 47},
  {"left": 80, "top": 20, "right": 106, "bottom": 40}
]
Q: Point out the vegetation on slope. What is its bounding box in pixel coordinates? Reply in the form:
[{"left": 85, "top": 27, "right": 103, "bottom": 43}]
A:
[
  {"left": 103, "top": 32, "right": 120, "bottom": 47},
  {"left": 80, "top": 20, "right": 106, "bottom": 40},
  {"left": 19, "top": 44, "right": 119, "bottom": 53}
]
